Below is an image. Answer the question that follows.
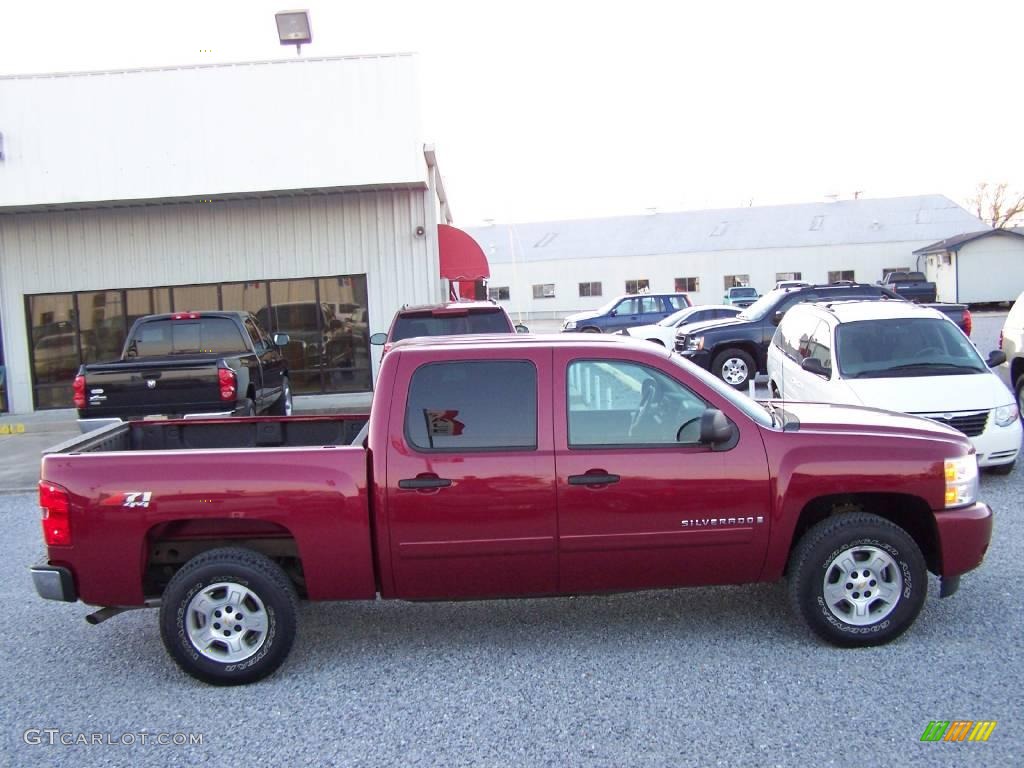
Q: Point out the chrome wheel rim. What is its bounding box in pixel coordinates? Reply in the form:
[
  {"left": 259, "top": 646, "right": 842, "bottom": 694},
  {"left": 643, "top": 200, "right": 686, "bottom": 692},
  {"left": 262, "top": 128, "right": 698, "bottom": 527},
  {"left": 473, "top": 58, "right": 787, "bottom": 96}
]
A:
[
  {"left": 185, "top": 582, "right": 270, "bottom": 663},
  {"left": 283, "top": 381, "right": 293, "bottom": 416},
  {"left": 721, "top": 358, "right": 749, "bottom": 386},
  {"left": 822, "top": 545, "right": 902, "bottom": 626}
]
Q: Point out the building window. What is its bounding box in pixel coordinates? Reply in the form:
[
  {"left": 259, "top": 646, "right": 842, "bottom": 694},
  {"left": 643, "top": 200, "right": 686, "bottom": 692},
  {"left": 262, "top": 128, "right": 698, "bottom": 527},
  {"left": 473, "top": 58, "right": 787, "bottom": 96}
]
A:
[
  {"left": 675, "top": 277, "right": 700, "bottom": 293},
  {"left": 25, "top": 274, "right": 372, "bottom": 409},
  {"left": 828, "top": 270, "right": 855, "bottom": 283},
  {"left": 941, "top": 254, "right": 952, "bottom": 266},
  {"left": 488, "top": 286, "right": 510, "bottom": 301},
  {"left": 532, "top": 284, "right": 556, "bottom": 299},
  {"left": 625, "top": 279, "right": 650, "bottom": 294},
  {"left": 723, "top": 275, "right": 750, "bottom": 289},
  {"left": 578, "top": 282, "right": 602, "bottom": 298},
  {"left": 882, "top": 267, "right": 910, "bottom": 278},
  {"left": 775, "top": 272, "right": 802, "bottom": 282}
]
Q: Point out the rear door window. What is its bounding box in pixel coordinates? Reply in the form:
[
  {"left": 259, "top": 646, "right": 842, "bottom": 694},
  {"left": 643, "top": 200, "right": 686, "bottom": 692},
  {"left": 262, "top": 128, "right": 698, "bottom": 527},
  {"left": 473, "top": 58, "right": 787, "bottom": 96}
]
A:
[{"left": 405, "top": 361, "right": 537, "bottom": 451}]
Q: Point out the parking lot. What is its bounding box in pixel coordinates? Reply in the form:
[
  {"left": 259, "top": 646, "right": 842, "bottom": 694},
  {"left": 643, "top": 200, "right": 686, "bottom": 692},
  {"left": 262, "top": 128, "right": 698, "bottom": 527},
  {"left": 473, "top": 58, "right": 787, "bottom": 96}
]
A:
[{"left": 2, "top": 313, "right": 1021, "bottom": 766}]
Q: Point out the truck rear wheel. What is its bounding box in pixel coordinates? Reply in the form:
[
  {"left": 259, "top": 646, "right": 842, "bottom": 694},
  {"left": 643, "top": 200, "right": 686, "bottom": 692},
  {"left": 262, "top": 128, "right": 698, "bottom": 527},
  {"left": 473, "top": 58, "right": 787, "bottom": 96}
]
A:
[
  {"left": 269, "top": 377, "right": 292, "bottom": 416},
  {"left": 160, "top": 547, "right": 298, "bottom": 685},
  {"left": 788, "top": 512, "right": 926, "bottom": 647}
]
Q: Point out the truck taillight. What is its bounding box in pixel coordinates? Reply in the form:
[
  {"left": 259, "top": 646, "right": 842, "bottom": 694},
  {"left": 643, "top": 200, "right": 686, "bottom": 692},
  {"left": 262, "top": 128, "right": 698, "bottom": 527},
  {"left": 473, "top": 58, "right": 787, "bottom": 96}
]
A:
[
  {"left": 39, "top": 481, "right": 72, "bottom": 546},
  {"left": 218, "top": 367, "right": 237, "bottom": 401},
  {"left": 72, "top": 375, "right": 86, "bottom": 409},
  {"left": 963, "top": 309, "right": 972, "bottom": 337}
]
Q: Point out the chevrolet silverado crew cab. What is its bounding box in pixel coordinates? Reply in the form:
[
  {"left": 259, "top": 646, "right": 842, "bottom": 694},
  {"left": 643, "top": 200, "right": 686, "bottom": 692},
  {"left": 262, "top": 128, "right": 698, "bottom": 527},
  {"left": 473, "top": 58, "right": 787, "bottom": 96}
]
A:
[{"left": 33, "top": 334, "right": 992, "bottom": 685}]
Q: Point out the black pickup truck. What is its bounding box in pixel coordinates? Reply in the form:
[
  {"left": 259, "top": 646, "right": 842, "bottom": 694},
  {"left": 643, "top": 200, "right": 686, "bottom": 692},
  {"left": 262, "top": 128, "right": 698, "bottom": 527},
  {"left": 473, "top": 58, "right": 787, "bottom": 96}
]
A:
[
  {"left": 675, "top": 283, "right": 971, "bottom": 389},
  {"left": 74, "top": 312, "right": 291, "bottom": 420},
  {"left": 877, "top": 271, "right": 937, "bottom": 303}
]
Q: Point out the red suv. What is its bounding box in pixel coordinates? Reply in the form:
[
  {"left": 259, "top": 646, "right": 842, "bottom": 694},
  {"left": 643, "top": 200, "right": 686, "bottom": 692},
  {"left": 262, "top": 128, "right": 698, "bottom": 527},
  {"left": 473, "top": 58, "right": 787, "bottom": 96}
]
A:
[{"left": 370, "top": 301, "right": 524, "bottom": 354}]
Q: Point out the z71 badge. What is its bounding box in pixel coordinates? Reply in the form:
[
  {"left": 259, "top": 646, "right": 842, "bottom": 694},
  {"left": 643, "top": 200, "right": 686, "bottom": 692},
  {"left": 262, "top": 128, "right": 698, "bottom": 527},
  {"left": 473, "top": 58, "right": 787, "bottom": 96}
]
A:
[{"left": 100, "top": 491, "right": 153, "bottom": 508}]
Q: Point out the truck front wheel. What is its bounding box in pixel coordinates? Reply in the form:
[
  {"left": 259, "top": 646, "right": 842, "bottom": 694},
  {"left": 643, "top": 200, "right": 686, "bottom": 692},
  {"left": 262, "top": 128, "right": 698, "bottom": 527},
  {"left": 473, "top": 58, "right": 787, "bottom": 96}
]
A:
[
  {"left": 712, "top": 349, "right": 754, "bottom": 389},
  {"left": 159, "top": 547, "right": 298, "bottom": 685},
  {"left": 788, "top": 513, "right": 926, "bottom": 647}
]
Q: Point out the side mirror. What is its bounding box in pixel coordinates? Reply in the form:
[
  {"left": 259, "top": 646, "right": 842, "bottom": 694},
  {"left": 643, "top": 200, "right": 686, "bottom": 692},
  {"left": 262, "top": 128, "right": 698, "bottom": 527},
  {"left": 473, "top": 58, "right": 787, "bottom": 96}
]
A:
[
  {"left": 987, "top": 350, "right": 1007, "bottom": 368},
  {"left": 369, "top": 332, "right": 388, "bottom": 346},
  {"left": 608, "top": 309, "right": 617, "bottom": 317},
  {"left": 801, "top": 357, "right": 829, "bottom": 378},
  {"left": 699, "top": 408, "right": 734, "bottom": 445},
  {"left": 772, "top": 310, "right": 785, "bottom": 326},
  {"left": 515, "top": 324, "right": 530, "bottom": 334},
  {"left": 273, "top": 333, "right": 290, "bottom": 347}
]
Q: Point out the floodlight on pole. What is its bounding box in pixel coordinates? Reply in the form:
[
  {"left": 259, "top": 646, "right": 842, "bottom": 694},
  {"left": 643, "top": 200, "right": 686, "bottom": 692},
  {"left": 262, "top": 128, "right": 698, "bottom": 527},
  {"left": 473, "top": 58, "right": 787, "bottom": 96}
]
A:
[{"left": 276, "top": 10, "right": 312, "bottom": 56}]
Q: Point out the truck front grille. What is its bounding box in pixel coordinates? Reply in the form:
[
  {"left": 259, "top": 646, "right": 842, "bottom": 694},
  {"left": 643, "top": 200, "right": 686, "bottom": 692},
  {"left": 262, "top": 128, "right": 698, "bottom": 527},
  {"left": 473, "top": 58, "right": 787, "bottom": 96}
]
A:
[{"left": 919, "top": 410, "right": 990, "bottom": 438}]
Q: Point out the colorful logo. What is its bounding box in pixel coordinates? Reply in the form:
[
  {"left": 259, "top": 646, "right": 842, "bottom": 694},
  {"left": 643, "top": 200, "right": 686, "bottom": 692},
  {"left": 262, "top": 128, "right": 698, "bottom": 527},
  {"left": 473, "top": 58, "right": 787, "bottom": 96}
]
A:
[{"left": 920, "top": 721, "right": 997, "bottom": 742}]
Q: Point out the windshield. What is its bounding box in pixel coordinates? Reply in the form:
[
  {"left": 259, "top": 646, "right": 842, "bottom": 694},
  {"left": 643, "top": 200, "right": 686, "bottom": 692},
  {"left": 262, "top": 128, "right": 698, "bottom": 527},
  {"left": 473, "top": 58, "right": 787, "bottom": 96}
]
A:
[
  {"left": 730, "top": 287, "right": 757, "bottom": 297},
  {"left": 836, "top": 317, "right": 986, "bottom": 378},
  {"left": 392, "top": 309, "right": 511, "bottom": 341},
  {"left": 668, "top": 352, "right": 773, "bottom": 427},
  {"left": 737, "top": 289, "right": 788, "bottom": 321},
  {"left": 657, "top": 308, "right": 694, "bottom": 327}
]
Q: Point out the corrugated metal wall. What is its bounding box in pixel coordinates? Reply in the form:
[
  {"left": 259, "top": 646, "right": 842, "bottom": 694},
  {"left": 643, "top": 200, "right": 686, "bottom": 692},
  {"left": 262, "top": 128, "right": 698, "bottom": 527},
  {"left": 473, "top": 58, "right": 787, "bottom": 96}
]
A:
[{"left": 0, "top": 189, "right": 443, "bottom": 412}]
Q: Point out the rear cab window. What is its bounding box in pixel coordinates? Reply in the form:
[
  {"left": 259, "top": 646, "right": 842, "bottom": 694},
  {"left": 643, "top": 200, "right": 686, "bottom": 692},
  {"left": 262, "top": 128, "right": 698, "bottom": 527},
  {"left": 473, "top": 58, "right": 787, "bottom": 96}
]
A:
[
  {"left": 125, "top": 317, "right": 249, "bottom": 357},
  {"left": 404, "top": 360, "right": 537, "bottom": 450}
]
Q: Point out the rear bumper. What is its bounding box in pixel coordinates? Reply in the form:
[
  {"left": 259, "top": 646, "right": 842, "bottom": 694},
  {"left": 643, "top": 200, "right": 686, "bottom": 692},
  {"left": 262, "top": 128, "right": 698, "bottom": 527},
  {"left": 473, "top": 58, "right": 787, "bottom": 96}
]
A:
[
  {"left": 31, "top": 564, "right": 78, "bottom": 602},
  {"left": 934, "top": 502, "right": 993, "bottom": 579}
]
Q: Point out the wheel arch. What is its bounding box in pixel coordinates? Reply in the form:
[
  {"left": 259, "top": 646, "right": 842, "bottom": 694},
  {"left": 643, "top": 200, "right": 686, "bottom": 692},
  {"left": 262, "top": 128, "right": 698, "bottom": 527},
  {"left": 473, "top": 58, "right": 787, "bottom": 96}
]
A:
[{"left": 785, "top": 493, "right": 940, "bottom": 575}]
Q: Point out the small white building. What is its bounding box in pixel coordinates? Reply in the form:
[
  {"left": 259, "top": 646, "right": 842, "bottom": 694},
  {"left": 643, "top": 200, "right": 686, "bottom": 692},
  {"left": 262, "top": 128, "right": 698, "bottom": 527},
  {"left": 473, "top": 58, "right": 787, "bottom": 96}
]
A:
[
  {"left": 0, "top": 54, "right": 456, "bottom": 414},
  {"left": 915, "top": 228, "right": 1024, "bottom": 304},
  {"left": 467, "top": 195, "right": 985, "bottom": 320}
]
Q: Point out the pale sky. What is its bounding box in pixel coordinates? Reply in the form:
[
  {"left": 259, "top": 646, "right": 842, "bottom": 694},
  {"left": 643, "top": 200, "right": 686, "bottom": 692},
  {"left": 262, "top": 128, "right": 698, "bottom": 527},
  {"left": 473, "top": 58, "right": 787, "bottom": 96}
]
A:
[{"left": 2, "top": 0, "right": 1022, "bottom": 225}]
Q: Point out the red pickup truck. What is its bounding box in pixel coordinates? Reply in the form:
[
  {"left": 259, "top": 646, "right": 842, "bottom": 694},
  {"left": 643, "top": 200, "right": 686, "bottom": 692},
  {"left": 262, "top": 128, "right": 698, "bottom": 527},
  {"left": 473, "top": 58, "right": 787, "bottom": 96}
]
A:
[{"left": 32, "top": 334, "right": 993, "bottom": 685}]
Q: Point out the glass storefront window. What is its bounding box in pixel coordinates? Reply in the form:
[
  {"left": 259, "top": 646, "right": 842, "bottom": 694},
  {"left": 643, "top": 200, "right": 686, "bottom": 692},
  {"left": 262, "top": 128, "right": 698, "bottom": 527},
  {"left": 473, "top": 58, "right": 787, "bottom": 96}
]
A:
[
  {"left": 25, "top": 274, "right": 372, "bottom": 409},
  {"left": 0, "top": 315, "right": 7, "bottom": 412}
]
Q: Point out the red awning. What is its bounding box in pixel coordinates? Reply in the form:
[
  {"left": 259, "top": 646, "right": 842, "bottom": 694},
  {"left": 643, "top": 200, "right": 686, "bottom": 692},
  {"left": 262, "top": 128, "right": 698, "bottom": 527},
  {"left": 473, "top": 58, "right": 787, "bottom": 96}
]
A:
[{"left": 438, "top": 224, "right": 490, "bottom": 281}]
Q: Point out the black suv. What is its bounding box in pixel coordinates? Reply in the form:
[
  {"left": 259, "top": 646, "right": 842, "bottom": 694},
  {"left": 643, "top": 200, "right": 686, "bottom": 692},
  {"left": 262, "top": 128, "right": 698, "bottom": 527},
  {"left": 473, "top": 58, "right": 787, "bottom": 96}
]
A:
[{"left": 674, "top": 283, "right": 900, "bottom": 388}]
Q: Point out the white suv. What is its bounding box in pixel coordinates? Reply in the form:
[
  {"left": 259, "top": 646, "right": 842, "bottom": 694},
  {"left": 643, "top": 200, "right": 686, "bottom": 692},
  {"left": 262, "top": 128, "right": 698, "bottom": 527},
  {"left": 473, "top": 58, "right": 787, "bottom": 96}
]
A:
[
  {"left": 997, "top": 290, "right": 1024, "bottom": 414},
  {"left": 767, "top": 301, "right": 1021, "bottom": 474}
]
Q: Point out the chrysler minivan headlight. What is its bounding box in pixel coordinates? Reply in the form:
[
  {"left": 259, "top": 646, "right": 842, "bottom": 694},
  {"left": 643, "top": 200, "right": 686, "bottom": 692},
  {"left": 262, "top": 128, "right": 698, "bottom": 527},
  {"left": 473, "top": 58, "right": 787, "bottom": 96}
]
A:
[{"left": 994, "top": 403, "right": 1020, "bottom": 427}]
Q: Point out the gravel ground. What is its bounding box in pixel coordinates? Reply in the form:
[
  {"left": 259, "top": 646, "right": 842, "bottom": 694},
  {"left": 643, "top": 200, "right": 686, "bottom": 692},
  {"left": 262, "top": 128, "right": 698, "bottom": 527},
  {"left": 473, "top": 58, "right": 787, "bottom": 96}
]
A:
[{"left": 2, "top": 312, "right": 1018, "bottom": 767}]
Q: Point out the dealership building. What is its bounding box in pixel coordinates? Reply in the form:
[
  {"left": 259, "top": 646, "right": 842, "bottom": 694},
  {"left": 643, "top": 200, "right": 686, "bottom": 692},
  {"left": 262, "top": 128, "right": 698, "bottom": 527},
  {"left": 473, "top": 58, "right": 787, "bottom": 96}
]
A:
[
  {"left": 0, "top": 54, "right": 485, "bottom": 414},
  {"left": 468, "top": 195, "right": 990, "bottom": 320}
]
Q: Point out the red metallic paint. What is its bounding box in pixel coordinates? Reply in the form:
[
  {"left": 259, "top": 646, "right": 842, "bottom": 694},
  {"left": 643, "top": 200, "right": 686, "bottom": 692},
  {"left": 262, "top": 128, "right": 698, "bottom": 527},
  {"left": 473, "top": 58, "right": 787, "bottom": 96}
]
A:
[{"left": 40, "top": 334, "right": 993, "bottom": 610}]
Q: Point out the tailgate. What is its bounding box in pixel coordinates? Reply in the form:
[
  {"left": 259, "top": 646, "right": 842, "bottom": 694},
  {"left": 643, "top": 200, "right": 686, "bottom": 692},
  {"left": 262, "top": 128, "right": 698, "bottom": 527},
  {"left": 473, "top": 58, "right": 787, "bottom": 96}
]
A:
[{"left": 81, "top": 359, "right": 224, "bottom": 417}]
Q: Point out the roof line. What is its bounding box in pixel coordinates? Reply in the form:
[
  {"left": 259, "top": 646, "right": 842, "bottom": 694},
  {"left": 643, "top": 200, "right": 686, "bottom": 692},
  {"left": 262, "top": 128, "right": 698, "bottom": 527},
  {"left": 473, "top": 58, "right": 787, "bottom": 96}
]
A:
[
  {"left": 0, "top": 51, "right": 415, "bottom": 81},
  {"left": 913, "top": 228, "right": 1023, "bottom": 254}
]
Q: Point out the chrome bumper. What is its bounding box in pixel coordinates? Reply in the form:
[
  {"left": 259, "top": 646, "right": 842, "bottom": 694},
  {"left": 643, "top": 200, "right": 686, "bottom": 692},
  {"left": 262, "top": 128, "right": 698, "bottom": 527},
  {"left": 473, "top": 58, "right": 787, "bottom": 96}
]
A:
[{"left": 31, "top": 564, "right": 77, "bottom": 602}]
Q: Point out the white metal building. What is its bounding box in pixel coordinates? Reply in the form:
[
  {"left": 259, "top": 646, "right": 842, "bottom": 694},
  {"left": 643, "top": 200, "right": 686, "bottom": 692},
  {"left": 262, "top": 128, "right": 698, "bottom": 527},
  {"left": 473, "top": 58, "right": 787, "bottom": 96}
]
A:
[
  {"left": 0, "top": 54, "right": 452, "bottom": 414},
  {"left": 468, "top": 196, "right": 986, "bottom": 320},
  {"left": 916, "top": 228, "right": 1024, "bottom": 304}
]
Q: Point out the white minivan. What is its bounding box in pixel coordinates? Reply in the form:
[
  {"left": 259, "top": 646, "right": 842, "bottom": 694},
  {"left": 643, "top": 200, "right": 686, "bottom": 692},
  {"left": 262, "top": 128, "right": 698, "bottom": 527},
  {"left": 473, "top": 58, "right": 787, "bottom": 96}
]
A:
[{"left": 767, "top": 301, "right": 1021, "bottom": 474}]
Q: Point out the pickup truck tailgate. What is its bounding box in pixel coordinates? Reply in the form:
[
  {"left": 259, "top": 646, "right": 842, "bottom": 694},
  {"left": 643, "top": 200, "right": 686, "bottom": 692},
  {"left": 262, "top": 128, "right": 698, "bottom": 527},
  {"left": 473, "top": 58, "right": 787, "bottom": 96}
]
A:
[{"left": 81, "top": 357, "right": 225, "bottom": 417}]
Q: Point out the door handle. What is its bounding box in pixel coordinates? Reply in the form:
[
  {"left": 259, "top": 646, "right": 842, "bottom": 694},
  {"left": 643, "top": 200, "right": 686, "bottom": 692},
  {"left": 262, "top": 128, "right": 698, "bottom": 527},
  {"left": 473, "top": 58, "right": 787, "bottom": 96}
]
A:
[
  {"left": 568, "top": 472, "right": 620, "bottom": 486},
  {"left": 398, "top": 476, "right": 453, "bottom": 490}
]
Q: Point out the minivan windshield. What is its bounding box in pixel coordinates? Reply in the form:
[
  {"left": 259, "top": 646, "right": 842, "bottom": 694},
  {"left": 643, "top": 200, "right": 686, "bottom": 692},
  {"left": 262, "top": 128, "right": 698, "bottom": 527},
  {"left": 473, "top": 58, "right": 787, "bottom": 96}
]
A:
[
  {"left": 836, "top": 317, "right": 986, "bottom": 378},
  {"left": 737, "top": 289, "right": 787, "bottom": 320},
  {"left": 392, "top": 309, "right": 511, "bottom": 342}
]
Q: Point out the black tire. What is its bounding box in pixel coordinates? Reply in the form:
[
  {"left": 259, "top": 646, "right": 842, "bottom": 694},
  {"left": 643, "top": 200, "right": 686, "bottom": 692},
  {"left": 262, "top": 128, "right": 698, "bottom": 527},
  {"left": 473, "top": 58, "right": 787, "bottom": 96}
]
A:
[
  {"left": 160, "top": 547, "right": 298, "bottom": 685},
  {"left": 986, "top": 460, "right": 1016, "bottom": 476},
  {"left": 712, "top": 348, "right": 755, "bottom": 390},
  {"left": 580, "top": 327, "right": 601, "bottom": 334},
  {"left": 1016, "top": 375, "right": 1024, "bottom": 421},
  {"left": 769, "top": 380, "right": 781, "bottom": 398},
  {"left": 268, "top": 377, "right": 292, "bottom": 416},
  {"left": 788, "top": 512, "right": 927, "bottom": 647}
]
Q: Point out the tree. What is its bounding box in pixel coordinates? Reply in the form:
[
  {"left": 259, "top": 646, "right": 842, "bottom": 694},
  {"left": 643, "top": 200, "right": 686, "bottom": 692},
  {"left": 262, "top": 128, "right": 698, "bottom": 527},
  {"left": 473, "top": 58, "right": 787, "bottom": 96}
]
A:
[{"left": 967, "top": 182, "right": 1024, "bottom": 229}]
